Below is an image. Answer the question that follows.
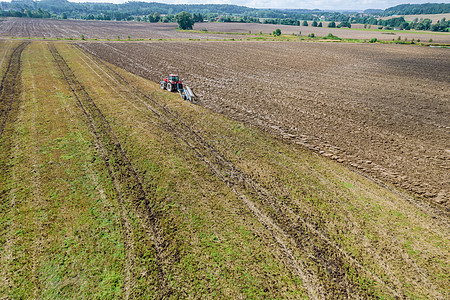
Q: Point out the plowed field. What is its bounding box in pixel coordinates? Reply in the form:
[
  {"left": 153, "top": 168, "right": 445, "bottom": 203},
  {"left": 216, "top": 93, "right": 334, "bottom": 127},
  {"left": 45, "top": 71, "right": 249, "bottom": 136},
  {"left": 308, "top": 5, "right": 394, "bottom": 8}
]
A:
[
  {"left": 79, "top": 41, "right": 450, "bottom": 210},
  {"left": 0, "top": 18, "right": 243, "bottom": 40}
]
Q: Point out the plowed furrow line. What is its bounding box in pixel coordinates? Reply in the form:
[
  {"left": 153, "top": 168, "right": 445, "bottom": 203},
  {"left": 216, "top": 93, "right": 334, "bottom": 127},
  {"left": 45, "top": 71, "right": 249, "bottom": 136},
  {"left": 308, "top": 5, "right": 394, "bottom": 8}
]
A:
[
  {"left": 0, "top": 41, "right": 28, "bottom": 137},
  {"left": 78, "top": 45, "right": 404, "bottom": 298},
  {"left": 48, "top": 44, "right": 169, "bottom": 299}
]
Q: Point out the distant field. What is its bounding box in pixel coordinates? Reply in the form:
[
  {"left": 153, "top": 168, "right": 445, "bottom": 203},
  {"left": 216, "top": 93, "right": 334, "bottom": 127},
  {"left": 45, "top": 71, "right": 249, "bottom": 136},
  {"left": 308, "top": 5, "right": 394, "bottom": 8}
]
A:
[
  {"left": 194, "top": 22, "right": 450, "bottom": 43},
  {"left": 0, "top": 18, "right": 449, "bottom": 43},
  {"left": 0, "top": 18, "right": 244, "bottom": 40},
  {"left": 381, "top": 13, "right": 450, "bottom": 23}
]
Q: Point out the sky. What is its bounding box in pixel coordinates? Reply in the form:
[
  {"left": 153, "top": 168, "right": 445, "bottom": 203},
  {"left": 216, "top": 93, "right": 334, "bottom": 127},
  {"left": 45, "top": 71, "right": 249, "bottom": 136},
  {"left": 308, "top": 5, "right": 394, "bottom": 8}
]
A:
[{"left": 67, "top": 0, "right": 450, "bottom": 11}]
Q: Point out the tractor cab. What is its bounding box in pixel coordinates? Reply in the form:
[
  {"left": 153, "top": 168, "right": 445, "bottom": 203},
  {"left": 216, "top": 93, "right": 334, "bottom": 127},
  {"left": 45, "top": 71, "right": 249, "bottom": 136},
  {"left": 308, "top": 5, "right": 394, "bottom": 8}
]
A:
[
  {"left": 168, "top": 74, "right": 179, "bottom": 83},
  {"left": 162, "top": 74, "right": 183, "bottom": 92}
]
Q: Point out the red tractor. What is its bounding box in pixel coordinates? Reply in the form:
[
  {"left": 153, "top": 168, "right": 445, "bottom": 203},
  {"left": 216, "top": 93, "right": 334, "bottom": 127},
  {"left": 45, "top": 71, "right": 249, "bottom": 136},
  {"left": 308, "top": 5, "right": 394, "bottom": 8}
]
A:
[
  {"left": 160, "top": 74, "right": 183, "bottom": 92},
  {"left": 160, "top": 73, "right": 198, "bottom": 103}
]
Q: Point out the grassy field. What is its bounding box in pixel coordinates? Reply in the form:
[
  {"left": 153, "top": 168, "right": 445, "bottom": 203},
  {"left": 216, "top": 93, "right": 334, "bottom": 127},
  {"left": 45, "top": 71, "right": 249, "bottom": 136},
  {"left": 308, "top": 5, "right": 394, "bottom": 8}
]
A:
[
  {"left": 381, "top": 13, "right": 450, "bottom": 23},
  {"left": 0, "top": 40, "right": 448, "bottom": 298}
]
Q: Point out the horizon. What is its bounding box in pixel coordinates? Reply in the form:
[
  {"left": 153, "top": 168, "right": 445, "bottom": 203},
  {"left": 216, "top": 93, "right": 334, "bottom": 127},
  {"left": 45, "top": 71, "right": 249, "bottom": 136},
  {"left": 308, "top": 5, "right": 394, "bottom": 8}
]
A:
[{"left": 5, "top": 0, "right": 449, "bottom": 11}]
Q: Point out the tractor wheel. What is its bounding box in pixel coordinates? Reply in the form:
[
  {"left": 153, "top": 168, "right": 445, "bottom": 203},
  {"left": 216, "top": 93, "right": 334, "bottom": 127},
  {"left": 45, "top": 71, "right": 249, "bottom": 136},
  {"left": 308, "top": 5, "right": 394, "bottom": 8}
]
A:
[
  {"left": 167, "top": 83, "right": 173, "bottom": 92},
  {"left": 160, "top": 82, "right": 165, "bottom": 89}
]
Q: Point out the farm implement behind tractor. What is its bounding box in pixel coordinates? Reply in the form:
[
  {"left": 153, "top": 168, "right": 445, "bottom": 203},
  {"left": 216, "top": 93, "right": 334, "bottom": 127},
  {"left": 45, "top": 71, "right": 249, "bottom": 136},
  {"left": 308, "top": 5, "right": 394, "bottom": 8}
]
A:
[{"left": 160, "top": 74, "right": 197, "bottom": 103}]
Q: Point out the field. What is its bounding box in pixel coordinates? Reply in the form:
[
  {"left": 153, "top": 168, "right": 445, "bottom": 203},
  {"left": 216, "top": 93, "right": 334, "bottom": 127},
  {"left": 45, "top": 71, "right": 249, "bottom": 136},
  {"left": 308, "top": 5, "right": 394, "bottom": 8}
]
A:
[
  {"left": 0, "top": 18, "right": 450, "bottom": 43},
  {"left": 381, "top": 13, "right": 450, "bottom": 23},
  {"left": 194, "top": 22, "right": 450, "bottom": 44},
  {"left": 0, "top": 18, "right": 244, "bottom": 40},
  {"left": 0, "top": 18, "right": 449, "bottom": 298},
  {"left": 79, "top": 41, "right": 450, "bottom": 209}
]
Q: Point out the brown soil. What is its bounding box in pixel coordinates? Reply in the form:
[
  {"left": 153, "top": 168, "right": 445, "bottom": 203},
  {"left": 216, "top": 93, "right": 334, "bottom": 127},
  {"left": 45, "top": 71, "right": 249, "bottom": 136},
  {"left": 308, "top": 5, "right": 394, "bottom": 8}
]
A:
[{"left": 79, "top": 41, "right": 450, "bottom": 211}]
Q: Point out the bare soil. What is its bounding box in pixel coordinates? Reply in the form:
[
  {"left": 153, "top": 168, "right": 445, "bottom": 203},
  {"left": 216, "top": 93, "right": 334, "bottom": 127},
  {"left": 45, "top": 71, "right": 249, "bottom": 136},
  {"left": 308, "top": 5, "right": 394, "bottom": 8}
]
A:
[{"left": 80, "top": 41, "right": 450, "bottom": 210}]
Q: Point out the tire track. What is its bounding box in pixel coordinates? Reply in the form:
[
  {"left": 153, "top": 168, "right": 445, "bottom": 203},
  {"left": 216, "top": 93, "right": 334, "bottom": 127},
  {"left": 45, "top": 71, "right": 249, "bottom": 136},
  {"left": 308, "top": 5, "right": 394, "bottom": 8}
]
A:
[
  {"left": 77, "top": 44, "right": 404, "bottom": 299},
  {"left": 48, "top": 43, "right": 170, "bottom": 299},
  {"left": 0, "top": 41, "right": 28, "bottom": 297},
  {"left": 0, "top": 41, "right": 28, "bottom": 137}
]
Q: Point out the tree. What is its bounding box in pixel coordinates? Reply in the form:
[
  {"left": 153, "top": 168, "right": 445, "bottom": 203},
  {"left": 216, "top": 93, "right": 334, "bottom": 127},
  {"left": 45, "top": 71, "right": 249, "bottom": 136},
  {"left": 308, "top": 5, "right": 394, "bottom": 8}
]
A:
[
  {"left": 193, "top": 13, "right": 203, "bottom": 22},
  {"left": 338, "top": 21, "right": 351, "bottom": 28},
  {"left": 176, "top": 11, "right": 194, "bottom": 30},
  {"left": 153, "top": 12, "right": 160, "bottom": 22},
  {"left": 273, "top": 28, "right": 281, "bottom": 36},
  {"left": 328, "top": 21, "right": 336, "bottom": 28},
  {"left": 318, "top": 22, "right": 322, "bottom": 27},
  {"left": 62, "top": 12, "right": 67, "bottom": 19},
  {"left": 312, "top": 20, "right": 318, "bottom": 27},
  {"left": 148, "top": 12, "right": 160, "bottom": 22},
  {"left": 302, "top": 20, "right": 308, "bottom": 26}
]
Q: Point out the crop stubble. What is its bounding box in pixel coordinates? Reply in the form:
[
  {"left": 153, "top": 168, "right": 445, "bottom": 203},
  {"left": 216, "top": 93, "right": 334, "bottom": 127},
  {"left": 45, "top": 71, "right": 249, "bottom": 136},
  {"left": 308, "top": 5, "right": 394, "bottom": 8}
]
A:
[
  {"left": 0, "top": 41, "right": 28, "bottom": 136},
  {"left": 0, "top": 40, "right": 28, "bottom": 296},
  {"left": 48, "top": 43, "right": 172, "bottom": 298},
  {"left": 80, "top": 41, "right": 450, "bottom": 211}
]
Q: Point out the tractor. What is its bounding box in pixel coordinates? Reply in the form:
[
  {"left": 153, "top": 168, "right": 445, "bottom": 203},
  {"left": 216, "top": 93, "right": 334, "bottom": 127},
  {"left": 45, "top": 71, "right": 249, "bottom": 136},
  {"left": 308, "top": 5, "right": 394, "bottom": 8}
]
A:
[
  {"left": 160, "top": 74, "right": 197, "bottom": 103},
  {"left": 160, "top": 74, "right": 183, "bottom": 92}
]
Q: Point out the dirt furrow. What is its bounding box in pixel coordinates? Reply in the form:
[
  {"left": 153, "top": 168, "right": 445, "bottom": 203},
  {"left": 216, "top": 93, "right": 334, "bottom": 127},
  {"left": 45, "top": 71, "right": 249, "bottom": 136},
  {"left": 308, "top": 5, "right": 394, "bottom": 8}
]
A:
[
  {"left": 0, "top": 41, "right": 28, "bottom": 137},
  {"left": 48, "top": 43, "right": 170, "bottom": 299},
  {"left": 77, "top": 44, "right": 404, "bottom": 298}
]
